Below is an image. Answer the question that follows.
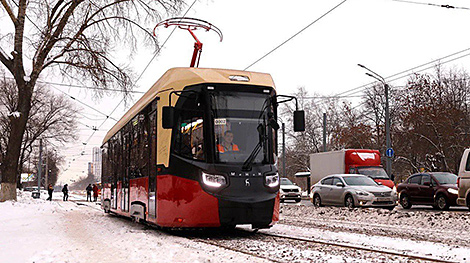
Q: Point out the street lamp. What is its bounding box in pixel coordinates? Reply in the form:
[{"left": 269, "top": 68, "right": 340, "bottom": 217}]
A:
[{"left": 358, "top": 64, "right": 392, "bottom": 177}]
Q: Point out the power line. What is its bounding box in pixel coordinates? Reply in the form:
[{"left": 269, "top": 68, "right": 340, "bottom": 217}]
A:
[
  {"left": 336, "top": 47, "right": 470, "bottom": 97},
  {"left": 49, "top": 85, "right": 118, "bottom": 121},
  {"left": 391, "top": 0, "right": 470, "bottom": 10},
  {"left": 243, "top": 0, "right": 349, "bottom": 71},
  {"left": 83, "top": 0, "right": 198, "bottom": 146}
]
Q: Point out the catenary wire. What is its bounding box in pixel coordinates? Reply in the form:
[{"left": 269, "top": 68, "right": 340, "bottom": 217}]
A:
[
  {"left": 243, "top": 0, "right": 349, "bottom": 71},
  {"left": 391, "top": 0, "right": 470, "bottom": 10}
]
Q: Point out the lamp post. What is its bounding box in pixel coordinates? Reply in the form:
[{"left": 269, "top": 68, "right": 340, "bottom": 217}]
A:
[{"left": 358, "top": 64, "right": 392, "bottom": 177}]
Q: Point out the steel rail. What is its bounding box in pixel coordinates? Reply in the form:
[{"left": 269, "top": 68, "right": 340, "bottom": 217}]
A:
[{"left": 251, "top": 230, "right": 457, "bottom": 263}]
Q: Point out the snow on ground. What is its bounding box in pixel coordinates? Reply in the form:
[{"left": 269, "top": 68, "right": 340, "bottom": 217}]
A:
[
  {"left": 0, "top": 191, "right": 267, "bottom": 263},
  {"left": 277, "top": 204, "right": 470, "bottom": 262}
]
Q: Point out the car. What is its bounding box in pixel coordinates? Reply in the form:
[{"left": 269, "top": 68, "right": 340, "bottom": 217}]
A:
[
  {"left": 397, "top": 172, "right": 459, "bottom": 210},
  {"left": 280, "top": 177, "right": 302, "bottom": 202},
  {"left": 309, "top": 174, "right": 397, "bottom": 209}
]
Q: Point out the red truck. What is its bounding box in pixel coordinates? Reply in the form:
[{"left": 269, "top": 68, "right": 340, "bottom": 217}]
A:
[{"left": 310, "top": 149, "right": 395, "bottom": 190}]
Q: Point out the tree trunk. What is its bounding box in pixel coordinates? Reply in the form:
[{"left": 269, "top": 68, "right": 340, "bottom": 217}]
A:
[
  {"left": 0, "top": 183, "right": 16, "bottom": 202},
  {"left": 0, "top": 83, "right": 33, "bottom": 201}
]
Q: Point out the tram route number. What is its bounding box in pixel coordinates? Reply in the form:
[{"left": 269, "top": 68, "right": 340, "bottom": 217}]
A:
[{"left": 215, "top": 118, "right": 227, "bottom": 126}]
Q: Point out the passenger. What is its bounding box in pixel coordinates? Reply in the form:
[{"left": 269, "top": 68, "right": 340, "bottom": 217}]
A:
[
  {"left": 86, "top": 184, "right": 93, "bottom": 202},
  {"left": 46, "top": 183, "right": 54, "bottom": 201},
  {"left": 217, "top": 130, "right": 239, "bottom": 153},
  {"left": 62, "top": 184, "right": 69, "bottom": 201},
  {"left": 92, "top": 184, "right": 99, "bottom": 202}
]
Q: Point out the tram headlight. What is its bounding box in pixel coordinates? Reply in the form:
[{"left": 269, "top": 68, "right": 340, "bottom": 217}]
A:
[
  {"left": 202, "top": 172, "right": 227, "bottom": 188},
  {"left": 265, "top": 173, "right": 279, "bottom": 188}
]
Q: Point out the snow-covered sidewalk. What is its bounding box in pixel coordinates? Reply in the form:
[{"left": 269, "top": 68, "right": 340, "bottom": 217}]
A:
[{"left": 0, "top": 191, "right": 266, "bottom": 263}]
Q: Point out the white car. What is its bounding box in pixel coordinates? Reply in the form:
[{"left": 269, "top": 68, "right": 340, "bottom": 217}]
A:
[{"left": 280, "top": 178, "right": 302, "bottom": 202}]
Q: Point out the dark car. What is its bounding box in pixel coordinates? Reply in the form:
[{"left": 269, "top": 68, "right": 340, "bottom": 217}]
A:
[{"left": 397, "top": 172, "right": 459, "bottom": 210}]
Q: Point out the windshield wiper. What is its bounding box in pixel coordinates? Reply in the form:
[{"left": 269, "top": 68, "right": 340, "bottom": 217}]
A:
[{"left": 242, "top": 123, "right": 265, "bottom": 171}]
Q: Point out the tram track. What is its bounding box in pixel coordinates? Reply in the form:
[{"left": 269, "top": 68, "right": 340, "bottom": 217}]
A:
[
  {"left": 182, "top": 227, "right": 458, "bottom": 263},
  {"left": 69, "top": 201, "right": 462, "bottom": 262},
  {"left": 250, "top": 229, "right": 458, "bottom": 263}
]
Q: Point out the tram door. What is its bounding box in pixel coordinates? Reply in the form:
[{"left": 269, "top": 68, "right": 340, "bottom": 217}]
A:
[
  {"left": 122, "top": 131, "right": 130, "bottom": 212},
  {"left": 148, "top": 111, "right": 157, "bottom": 218}
]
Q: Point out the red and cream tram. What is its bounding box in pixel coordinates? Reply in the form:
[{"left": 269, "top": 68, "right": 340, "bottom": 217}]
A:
[{"left": 101, "top": 67, "right": 304, "bottom": 229}]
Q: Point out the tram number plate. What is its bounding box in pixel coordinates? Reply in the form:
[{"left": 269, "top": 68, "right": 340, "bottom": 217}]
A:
[{"left": 215, "top": 118, "right": 226, "bottom": 125}]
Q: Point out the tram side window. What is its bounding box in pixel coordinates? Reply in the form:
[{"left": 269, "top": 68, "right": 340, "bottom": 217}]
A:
[{"left": 174, "top": 110, "right": 205, "bottom": 161}]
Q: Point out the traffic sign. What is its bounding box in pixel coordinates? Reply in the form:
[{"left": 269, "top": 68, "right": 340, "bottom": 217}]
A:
[{"left": 386, "top": 148, "right": 394, "bottom": 158}]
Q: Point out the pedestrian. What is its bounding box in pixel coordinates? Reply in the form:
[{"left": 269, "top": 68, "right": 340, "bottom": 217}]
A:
[
  {"left": 62, "top": 184, "right": 69, "bottom": 201},
  {"left": 86, "top": 184, "right": 93, "bottom": 202},
  {"left": 92, "top": 184, "right": 99, "bottom": 202},
  {"left": 46, "top": 183, "right": 53, "bottom": 201}
]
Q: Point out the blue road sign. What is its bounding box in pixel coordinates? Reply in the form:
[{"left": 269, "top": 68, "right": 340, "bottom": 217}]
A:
[{"left": 386, "top": 148, "right": 394, "bottom": 158}]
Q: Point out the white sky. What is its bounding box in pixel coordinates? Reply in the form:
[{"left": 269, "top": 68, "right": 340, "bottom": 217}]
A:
[{"left": 3, "top": 0, "right": 470, "bottom": 184}]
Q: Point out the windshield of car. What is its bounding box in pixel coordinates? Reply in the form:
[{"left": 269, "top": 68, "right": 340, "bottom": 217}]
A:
[
  {"left": 280, "top": 178, "right": 294, "bottom": 185},
  {"left": 356, "top": 167, "right": 390, "bottom": 180},
  {"left": 342, "top": 176, "right": 378, "bottom": 186},
  {"left": 432, "top": 173, "right": 458, "bottom": 185}
]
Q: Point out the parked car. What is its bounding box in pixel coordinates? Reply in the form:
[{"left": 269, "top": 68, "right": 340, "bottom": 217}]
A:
[
  {"left": 309, "top": 174, "right": 397, "bottom": 209},
  {"left": 280, "top": 178, "right": 301, "bottom": 202},
  {"left": 397, "top": 172, "right": 458, "bottom": 210},
  {"left": 457, "top": 149, "right": 470, "bottom": 209}
]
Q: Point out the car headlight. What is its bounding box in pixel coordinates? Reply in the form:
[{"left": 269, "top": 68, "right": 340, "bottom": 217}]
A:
[
  {"left": 356, "top": 190, "right": 370, "bottom": 196},
  {"left": 448, "top": 188, "right": 458, "bottom": 195},
  {"left": 265, "top": 173, "right": 279, "bottom": 188},
  {"left": 202, "top": 172, "right": 227, "bottom": 188}
]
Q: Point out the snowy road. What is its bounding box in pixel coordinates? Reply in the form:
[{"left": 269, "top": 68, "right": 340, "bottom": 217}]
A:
[{"left": 1, "top": 191, "right": 470, "bottom": 262}]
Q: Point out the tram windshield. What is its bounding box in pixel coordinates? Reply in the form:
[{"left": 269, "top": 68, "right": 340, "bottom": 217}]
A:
[{"left": 210, "top": 90, "right": 276, "bottom": 164}]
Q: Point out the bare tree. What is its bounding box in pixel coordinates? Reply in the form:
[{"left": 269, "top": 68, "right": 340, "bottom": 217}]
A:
[
  {"left": 0, "top": 0, "right": 185, "bottom": 201},
  {"left": 1, "top": 74, "right": 78, "bottom": 188}
]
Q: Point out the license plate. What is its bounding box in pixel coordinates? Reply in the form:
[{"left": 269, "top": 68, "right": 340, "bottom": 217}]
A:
[
  {"left": 376, "top": 197, "right": 389, "bottom": 202},
  {"left": 288, "top": 193, "right": 298, "bottom": 196}
]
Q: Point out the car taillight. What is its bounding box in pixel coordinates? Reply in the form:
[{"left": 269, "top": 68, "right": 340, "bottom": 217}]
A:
[{"left": 457, "top": 177, "right": 460, "bottom": 187}]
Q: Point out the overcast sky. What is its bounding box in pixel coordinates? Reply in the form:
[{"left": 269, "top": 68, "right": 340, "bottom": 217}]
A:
[{"left": 22, "top": 0, "right": 470, "bottom": 184}]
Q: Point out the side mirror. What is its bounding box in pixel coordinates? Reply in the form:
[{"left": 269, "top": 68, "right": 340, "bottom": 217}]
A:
[
  {"left": 162, "top": 106, "right": 175, "bottom": 129},
  {"left": 390, "top": 174, "right": 395, "bottom": 181},
  {"left": 423, "top": 181, "right": 430, "bottom": 186},
  {"left": 293, "top": 110, "right": 305, "bottom": 132},
  {"left": 336, "top": 182, "right": 344, "bottom": 187}
]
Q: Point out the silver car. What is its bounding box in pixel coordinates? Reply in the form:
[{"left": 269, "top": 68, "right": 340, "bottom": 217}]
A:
[{"left": 310, "top": 174, "right": 398, "bottom": 209}]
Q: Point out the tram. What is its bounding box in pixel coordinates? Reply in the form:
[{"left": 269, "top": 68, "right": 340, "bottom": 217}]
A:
[{"left": 101, "top": 67, "right": 304, "bottom": 229}]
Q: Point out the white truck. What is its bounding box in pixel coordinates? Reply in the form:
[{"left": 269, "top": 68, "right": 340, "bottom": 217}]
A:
[
  {"left": 310, "top": 149, "right": 395, "bottom": 189},
  {"left": 457, "top": 149, "right": 470, "bottom": 209}
]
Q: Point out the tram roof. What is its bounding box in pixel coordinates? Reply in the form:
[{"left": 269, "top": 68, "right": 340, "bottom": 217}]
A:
[{"left": 102, "top": 67, "right": 275, "bottom": 144}]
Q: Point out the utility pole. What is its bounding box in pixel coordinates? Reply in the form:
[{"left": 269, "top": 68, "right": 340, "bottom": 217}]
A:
[
  {"left": 358, "top": 64, "right": 393, "bottom": 176},
  {"left": 37, "top": 139, "right": 43, "bottom": 195},
  {"left": 282, "top": 122, "right": 286, "bottom": 178},
  {"left": 323, "top": 113, "right": 327, "bottom": 152}
]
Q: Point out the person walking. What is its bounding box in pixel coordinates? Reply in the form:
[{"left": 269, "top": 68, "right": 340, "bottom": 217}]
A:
[
  {"left": 92, "top": 184, "right": 99, "bottom": 202},
  {"left": 62, "top": 184, "right": 69, "bottom": 201},
  {"left": 46, "top": 183, "right": 53, "bottom": 201},
  {"left": 86, "top": 184, "right": 93, "bottom": 202}
]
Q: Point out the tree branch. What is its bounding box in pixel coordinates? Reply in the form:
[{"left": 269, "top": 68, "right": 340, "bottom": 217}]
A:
[{"left": 1, "top": 0, "right": 17, "bottom": 25}]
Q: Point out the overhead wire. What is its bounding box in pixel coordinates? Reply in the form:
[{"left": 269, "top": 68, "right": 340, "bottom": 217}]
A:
[
  {"left": 243, "top": 0, "right": 349, "bottom": 71},
  {"left": 335, "top": 47, "right": 470, "bottom": 98},
  {"left": 82, "top": 0, "right": 198, "bottom": 146},
  {"left": 391, "top": 0, "right": 470, "bottom": 10}
]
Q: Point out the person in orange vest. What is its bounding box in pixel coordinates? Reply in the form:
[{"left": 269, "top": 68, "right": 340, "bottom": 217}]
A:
[{"left": 217, "top": 130, "right": 239, "bottom": 153}]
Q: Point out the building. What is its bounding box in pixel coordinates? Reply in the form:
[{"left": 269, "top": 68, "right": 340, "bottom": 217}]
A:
[{"left": 92, "top": 147, "right": 102, "bottom": 182}]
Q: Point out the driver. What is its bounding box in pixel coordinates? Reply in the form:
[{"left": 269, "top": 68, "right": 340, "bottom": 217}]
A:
[{"left": 217, "top": 130, "right": 239, "bottom": 153}]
